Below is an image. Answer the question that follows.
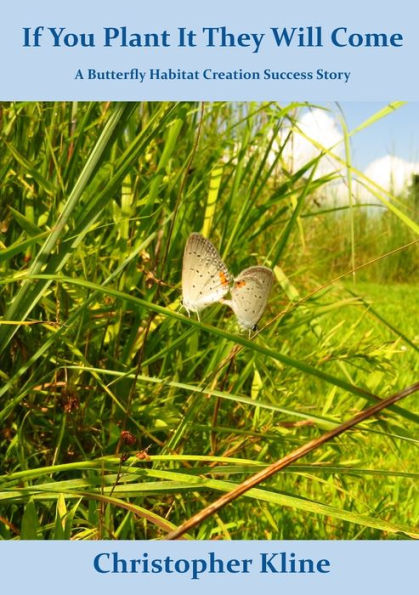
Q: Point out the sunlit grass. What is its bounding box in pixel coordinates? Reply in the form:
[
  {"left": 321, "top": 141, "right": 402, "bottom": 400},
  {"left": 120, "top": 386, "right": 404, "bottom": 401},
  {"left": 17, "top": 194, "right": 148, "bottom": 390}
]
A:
[{"left": 0, "top": 101, "right": 418, "bottom": 540}]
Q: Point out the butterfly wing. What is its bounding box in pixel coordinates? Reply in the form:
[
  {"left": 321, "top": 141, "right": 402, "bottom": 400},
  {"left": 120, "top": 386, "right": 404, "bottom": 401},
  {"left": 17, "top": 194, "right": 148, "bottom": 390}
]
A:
[
  {"left": 230, "top": 266, "right": 273, "bottom": 330},
  {"left": 182, "top": 233, "right": 232, "bottom": 314}
]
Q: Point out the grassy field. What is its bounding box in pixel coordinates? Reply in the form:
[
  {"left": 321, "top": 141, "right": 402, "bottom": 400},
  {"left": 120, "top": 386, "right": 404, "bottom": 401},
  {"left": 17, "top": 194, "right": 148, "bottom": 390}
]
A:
[{"left": 0, "top": 101, "right": 418, "bottom": 540}]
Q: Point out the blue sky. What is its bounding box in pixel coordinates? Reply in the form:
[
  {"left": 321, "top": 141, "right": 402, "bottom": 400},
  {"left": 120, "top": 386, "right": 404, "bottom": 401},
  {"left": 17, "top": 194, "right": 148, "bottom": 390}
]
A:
[
  {"left": 328, "top": 102, "right": 419, "bottom": 170},
  {"left": 284, "top": 103, "right": 419, "bottom": 201}
]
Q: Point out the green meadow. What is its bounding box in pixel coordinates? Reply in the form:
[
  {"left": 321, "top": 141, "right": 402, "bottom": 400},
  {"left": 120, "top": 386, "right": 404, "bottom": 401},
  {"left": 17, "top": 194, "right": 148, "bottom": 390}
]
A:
[{"left": 0, "top": 101, "right": 418, "bottom": 539}]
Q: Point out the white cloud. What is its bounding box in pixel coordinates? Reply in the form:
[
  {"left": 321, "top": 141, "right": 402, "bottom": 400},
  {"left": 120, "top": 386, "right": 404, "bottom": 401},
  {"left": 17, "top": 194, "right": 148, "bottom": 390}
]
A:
[
  {"left": 280, "top": 109, "right": 344, "bottom": 177},
  {"left": 363, "top": 155, "right": 419, "bottom": 196},
  {"left": 278, "top": 110, "right": 419, "bottom": 207},
  {"left": 224, "top": 107, "right": 418, "bottom": 210},
  {"left": 322, "top": 155, "right": 419, "bottom": 210}
]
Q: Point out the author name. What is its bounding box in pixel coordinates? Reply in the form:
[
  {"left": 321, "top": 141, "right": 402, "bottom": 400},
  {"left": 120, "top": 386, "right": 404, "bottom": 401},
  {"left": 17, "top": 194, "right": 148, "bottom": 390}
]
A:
[{"left": 93, "top": 551, "right": 331, "bottom": 580}]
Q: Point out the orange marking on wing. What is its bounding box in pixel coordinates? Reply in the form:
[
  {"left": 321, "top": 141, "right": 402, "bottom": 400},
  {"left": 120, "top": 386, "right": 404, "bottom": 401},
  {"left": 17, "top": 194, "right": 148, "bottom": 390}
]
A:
[
  {"left": 235, "top": 280, "right": 246, "bottom": 288},
  {"left": 219, "top": 271, "right": 229, "bottom": 286}
]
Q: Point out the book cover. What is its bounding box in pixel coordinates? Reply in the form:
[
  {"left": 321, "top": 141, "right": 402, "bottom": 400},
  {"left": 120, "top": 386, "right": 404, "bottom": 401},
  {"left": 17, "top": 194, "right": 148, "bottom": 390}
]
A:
[{"left": 0, "top": 0, "right": 417, "bottom": 592}]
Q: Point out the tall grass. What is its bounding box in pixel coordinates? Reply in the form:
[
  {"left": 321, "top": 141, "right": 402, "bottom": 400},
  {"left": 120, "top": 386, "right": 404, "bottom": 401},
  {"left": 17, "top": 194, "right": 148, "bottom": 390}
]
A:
[{"left": 0, "top": 101, "right": 418, "bottom": 540}]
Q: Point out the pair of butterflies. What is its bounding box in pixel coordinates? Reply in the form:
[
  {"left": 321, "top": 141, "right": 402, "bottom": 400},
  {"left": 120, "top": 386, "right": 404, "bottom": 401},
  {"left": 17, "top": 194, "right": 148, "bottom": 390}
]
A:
[{"left": 182, "top": 233, "right": 273, "bottom": 331}]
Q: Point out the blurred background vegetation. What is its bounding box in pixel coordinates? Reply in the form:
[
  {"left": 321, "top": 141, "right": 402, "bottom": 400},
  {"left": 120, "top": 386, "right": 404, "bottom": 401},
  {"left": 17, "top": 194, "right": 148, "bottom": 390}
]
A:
[{"left": 0, "top": 101, "right": 418, "bottom": 540}]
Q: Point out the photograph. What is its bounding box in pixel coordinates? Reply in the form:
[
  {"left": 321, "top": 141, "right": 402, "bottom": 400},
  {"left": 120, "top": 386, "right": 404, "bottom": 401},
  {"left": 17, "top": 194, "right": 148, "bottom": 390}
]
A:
[{"left": 0, "top": 100, "right": 418, "bottom": 540}]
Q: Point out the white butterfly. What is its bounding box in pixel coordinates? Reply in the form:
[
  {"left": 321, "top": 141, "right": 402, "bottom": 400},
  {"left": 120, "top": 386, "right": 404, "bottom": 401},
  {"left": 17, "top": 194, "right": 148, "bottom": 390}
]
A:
[
  {"left": 182, "top": 233, "right": 232, "bottom": 317},
  {"left": 223, "top": 266, "right": 273, "bottom": 331}
]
